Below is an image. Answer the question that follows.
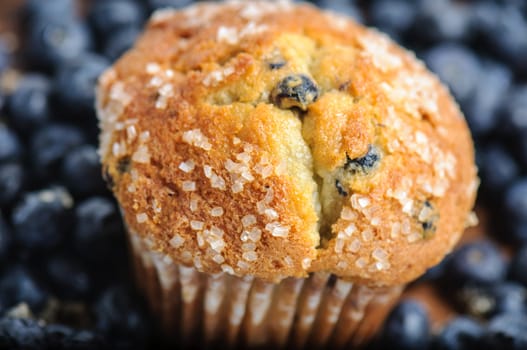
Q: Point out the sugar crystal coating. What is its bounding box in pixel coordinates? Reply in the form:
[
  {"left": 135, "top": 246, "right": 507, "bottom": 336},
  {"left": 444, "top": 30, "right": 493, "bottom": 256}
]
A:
[{"left": 97, "top": 1, "right": 477, "bottom": 285}]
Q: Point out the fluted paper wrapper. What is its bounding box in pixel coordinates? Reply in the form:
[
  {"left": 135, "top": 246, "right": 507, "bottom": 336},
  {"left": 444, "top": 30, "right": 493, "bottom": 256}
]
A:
[{"left": 129, "top": 231, "right": 403, "bottom": 349}]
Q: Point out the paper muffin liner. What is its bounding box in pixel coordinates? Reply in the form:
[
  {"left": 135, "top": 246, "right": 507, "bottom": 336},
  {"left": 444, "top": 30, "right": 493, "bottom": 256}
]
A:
[{"left": 128, "top": 231, "right": 403, "bottom": 349}]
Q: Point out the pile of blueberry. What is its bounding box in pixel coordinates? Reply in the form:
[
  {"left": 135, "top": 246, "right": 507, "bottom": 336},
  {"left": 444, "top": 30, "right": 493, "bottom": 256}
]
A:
[{"left": 0, "top": 0, "right": 526, "bottom": 349}]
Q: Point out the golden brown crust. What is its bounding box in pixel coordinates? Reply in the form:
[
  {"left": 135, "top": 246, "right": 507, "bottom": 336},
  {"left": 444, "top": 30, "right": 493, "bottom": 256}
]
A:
[{"left": 97, "top": 1, "right": 478, "bottom": 286}]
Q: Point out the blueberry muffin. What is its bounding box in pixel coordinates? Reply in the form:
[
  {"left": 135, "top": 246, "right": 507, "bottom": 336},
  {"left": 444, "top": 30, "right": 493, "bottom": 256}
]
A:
[{"left": 96, "top": 1, "right": 478, "bottom": 348}]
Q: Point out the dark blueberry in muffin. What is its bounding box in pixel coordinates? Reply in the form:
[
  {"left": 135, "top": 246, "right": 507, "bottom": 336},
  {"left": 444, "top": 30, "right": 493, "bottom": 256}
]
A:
[
  {"left": 413, "top": 200, "right": 439, "bottom": 238},
  {"left": 335, "top": 179, "right": 348, "bottom": 197},
  {"left": 116, "top": 156, "right": 131, "bottom": 174},
  {"left": 271, "top": 74, "right": 320, "bottom": 111},
  {"left": 344, "top": 145, "right": 380, "bottom": 174},
  {"left": 268, "top": 60, "right": 286, "bottom": 70}
]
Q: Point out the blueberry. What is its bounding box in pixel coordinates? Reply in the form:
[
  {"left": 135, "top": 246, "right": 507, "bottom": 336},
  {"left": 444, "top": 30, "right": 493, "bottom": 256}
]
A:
[
  {"left": 483, "top": 313, "right": 527, "bottom": 350},
  {"left": 474, "top": 4, "right": 527, "bottom": 75},
  {"left": 0, "top": 317, "right": 46, "bottom": 350},
  {"left": 443, "top": 241, "right": 507, "bottom": 287},
  {"left": 509, "top": 245, "right": 527, "bottom": 287},
  {"left": 478, "top": 144, "right": 519, "bottom": 199},
  {"left": 423, "top": 43, "right": 480, "bottom": 106},
  {"left": 487, "top": 283, "right": 527, "bottom": 317},
  {"left": 53, "top": 54, "right": 110, "bottom": 118},
  {"left": 89, "top": 0, "right": 145, "bottom": 35},
  {"left": 26, "top": 18, "right": 92, "bottom": 71},
  {"left": 416, "top": 200, "right": 439, "bottom": 238},
  {"left": 0, "top": 124, "right": 22, "bottom": 163},
  {"left": 508, "top": 221, "right": 527, "bottom": 244},
  {"left": 500, "top": 85, "right": 527, "bottom": 135},
  {"left": 24, "top": 0, "right": 76, "bottom": 23},
  {"left": 11, "top": 187, "right": 74, "bottom": 251},
  {"left": 411, "top": 0, "right": 472, "bottom": 44},
  {"left": 0, "top": 163, "right": 26, "bottom": 208},
  {"left": 44, "top": 324, "right": 75, "bottom": 349},
  {"left": 61, "top": 145, "right": 106, "bottom": 197},
  {"left": 0, "top": 92, "right": 5, "bottom": 115},
  {"left": 95, "top": 286, "right": 150, "bottom": 345},
  {"left": 61, "top": 330, "right": 108, "bottom": 350},
  {"left": 315, "top": 0, "right": 363, "bottom": 23},
  {"left": 344, "top": 145, "right": 381, "bottom": 174},
  {"left": 463, "top": 60, "right": 512, "bottom": 137},
  {"left": 519, "top": 130, "right": 527, "bottom": 170},
  {"left": 416, "top": 255, "right": 448, "bottom": 283},
  {"left": 0, "top": 38, "right": 11, "bottom": 73},
  {"left": 147, "top": 0, "right": 193, "bottom": 12},
  {"left": 7, "top": 74, "right": 52, "bottom": 133},
  {"left": 46, "top": 255, "right": 92, "bottom": 299},
  {"left": 74, "top": 197, "right": 123, "bottom": 262},
  {"left": 433, "top": 316, "right": 483, "bottom": 350},
  {"left": 0, "top": 266, "right": 47, "bottom": 312},
  {"left": 102, "top": 26, "right": 141, "bottom": 61},
  {"left": 268, "top": 60, "right": 286, "bottom": 70},
  {"left": 0, "top": 214, "right": 11, "bottom": 262},
  {"left": 503, "top": 178, "right": 527, "bottom": 224},
  {"left": 271, "top": 74, "right": 320, "bottom": 111},
  {"left": 470, "top": 1, "right": 499, "bottom": 40},
  {"left": 335, "top": 179, "right": 348, "bottom": 197},
  {"left": 30, "top": 123, "right": 85, "bottom": 180},
  {"left": 369, "top": 0, "right": 416, "bottom": 41},
  {"left": 456, "top": 283, "right": 527, "bottom": 318},
  {"left": 379, "top": 300, "right": 430, "bottom": 350}
]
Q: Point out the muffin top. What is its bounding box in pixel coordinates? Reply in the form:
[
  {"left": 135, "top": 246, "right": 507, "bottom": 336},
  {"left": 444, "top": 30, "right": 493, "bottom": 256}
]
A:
[{"left": 96, "top": 0, "right": 478, "bottom": 286}]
